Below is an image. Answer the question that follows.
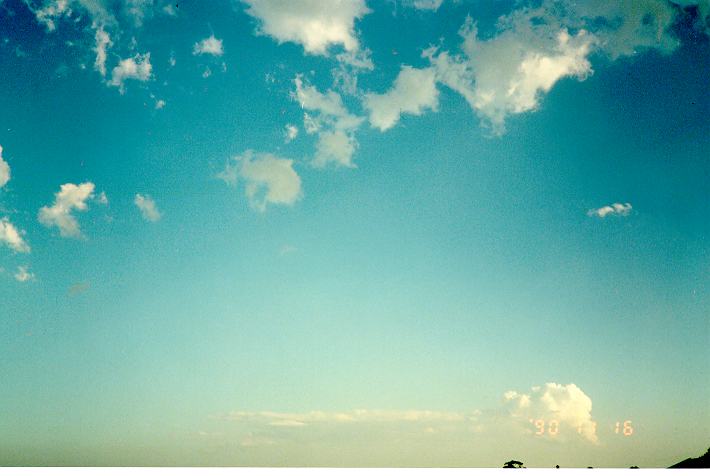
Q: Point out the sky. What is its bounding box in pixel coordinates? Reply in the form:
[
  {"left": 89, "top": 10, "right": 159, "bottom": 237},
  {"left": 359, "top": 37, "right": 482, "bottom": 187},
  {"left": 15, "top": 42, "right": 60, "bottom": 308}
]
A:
[{"left": 0, "top": 0, "right": 709, "bottom": 468}]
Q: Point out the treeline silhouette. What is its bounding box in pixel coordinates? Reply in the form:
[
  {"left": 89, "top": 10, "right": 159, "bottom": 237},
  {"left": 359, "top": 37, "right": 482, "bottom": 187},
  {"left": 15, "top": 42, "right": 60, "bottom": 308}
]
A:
[{"left": 501, "top": 447, "right": 709, "bottom": 469}]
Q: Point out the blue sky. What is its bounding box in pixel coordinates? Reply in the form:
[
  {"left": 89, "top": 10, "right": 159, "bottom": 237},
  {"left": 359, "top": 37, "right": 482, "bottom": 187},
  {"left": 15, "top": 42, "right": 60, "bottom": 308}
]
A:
[{"left": 0, "top": 0, "right": 708, "bottom": 468}]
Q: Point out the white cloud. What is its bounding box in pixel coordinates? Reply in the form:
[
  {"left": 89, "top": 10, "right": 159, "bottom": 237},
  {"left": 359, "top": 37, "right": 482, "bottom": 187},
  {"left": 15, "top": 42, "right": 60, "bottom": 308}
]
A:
[
  {"left": 0, "top": 144, "right": 10, "bottom": 188},
  {"left": 294, "top": 76, "right": 363, "bottom": 167},
  {"left": 202, "top": 66, "right": 212, "bottom": 79},
  {"left": 364, "top": 65, "right": 439, "bottom": 131},
  {"left": 134, "top": 193, "right": 162, "bottom": 222},
  {"left": 155, "top": 99, "right": 166, "bottom": 109},
  {"left": 14, "top": 265, "right": 34, "bottom": 282},
  {"left": 93, "top": 25, "right": 112, "bottom": 76},
  {"left": 503, "top": 382, "right": 598, "bottom": 444},
  {"left": 218, "top": 150, "right": 302, "bottom": 212},
  {"left": 412, "top": 0, "right": 443, "bottom": 11},
  {"left": 0, "top": 217, "right": 30, "bottom": 253},
  {"left": 242, "top": 0, "right": 370, "bottom": 55},
  {"left": 426, "top": 17, "right": 594, "bottom": 134},
  {"left": 38, "top": 182, "right": 95, "bottom": 238},
  {"left": 193, "top": 35, "right": 224, "bottom": 56},
  {"left": 421, "top": 1, "right": 704, "bottom": 134},
  {"left": 587, "top": 202, "right": 632, "bottom": 218},
  {"left": 109, "top": 52, "right": 152, "bottom": 93},
  {"left": 284, "top": 124, "right": 299, "bottom": 143}
]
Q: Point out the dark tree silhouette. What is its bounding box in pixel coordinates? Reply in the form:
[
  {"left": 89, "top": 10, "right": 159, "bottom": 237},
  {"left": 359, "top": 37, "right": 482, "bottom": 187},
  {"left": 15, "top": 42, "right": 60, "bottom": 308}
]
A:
[
  {"left": 669, "top": 447, "right": 710, "bottom": 468},
  {"left": 503, "top": 460, "right": 525, "bottom": 468}
]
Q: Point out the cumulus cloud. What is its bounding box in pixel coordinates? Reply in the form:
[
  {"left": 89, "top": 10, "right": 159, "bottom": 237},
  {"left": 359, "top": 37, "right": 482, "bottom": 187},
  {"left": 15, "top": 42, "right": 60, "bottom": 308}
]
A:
[
  {"left": 14, "top": 265, "right": 34, "bottom": 282},
  {"left": 109, "top": 52, "right": 152, "bottom": 93},
  {"left": 503, "top": 382, "right": 598, "bottom": 444},
  {"left": 425, "top": 16, "right": 594, "bottom": 134},
  {"left": 0, "top": 217, "right": 30, "bottom": 253},
  {"left": 218, "top": 150, "right": 302, "bottom": 212},
  {"left": 587, "top": 202, "right": 633, "bottom": 218},
  {"left": 294, "top": 76, "right": 364, "bottom": 167},
  {"left": 364, "top": 65, "right": 439, "bottom": 131},
  {"left": 134, "top": 193, "right": 162, "bottom": 222},
  {"left": 422, "top": 0, "right": 705, "bottom": 134},
  {"left": 38, "top": 182, "right": 95, "bottom": 238},
  {"left": 93, "top": 25, "right": 112, "bottom": 76},
  {"left": 284, "top": 124, "right": 299, "bottom": 143},
  {"left": 0, "top": 144, "right": 10, "bottom": 188},
  {"left": 193, "top": 35, "right": 224, "bottom": 56},
  {"left": 242, "top": 0, "right": 370, "bottom": 55}
]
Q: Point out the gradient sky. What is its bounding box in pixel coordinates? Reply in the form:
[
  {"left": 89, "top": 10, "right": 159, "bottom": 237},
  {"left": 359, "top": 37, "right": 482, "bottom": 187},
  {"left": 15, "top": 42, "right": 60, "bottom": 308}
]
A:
[{"left": 0, "top": 0, "right": 709, "bottom": 468}]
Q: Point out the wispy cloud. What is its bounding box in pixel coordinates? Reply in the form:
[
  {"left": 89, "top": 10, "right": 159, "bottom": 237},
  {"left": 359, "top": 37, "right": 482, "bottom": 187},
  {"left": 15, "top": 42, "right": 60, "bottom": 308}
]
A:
[
  {"left": 14, "top": 265, "right": 34, "bottom": 282},
  {"left": 134, "top": 193, "right": 162, "bottom": 222}
]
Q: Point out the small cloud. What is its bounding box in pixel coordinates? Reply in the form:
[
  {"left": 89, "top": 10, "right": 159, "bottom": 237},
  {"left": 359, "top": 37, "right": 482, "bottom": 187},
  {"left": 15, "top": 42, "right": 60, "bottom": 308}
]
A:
[
  {"left": 587, "top": 202, "right": 632, "bottom": 218},
  {"left": 279, "top": 244, "right": 297, "bottom": 256},
  {"left": 412, "top": 0, "right": 444, "bottom": 10},
  {"left": 202, "top": 66, "right": 212, "bottom": 78},
  {"left": 96, "top": 191, "right": 109, "bottom": 205},
  {"left": 134, "top": 193, "right": 162, "bottom": 222},
  {"left": 284, "top": 124, "right": 298, "bottom": 143},
  {"left": 162, "top": 3, "right": 178, "bottom": 16},
  {"left": 14, "top": 265, "right": 34, "bottom": 282},
  {"left": 0, "top": 144, "right": 10, "bottom": 188},
  {"left": 218, "top": 150, "right": 302, "bottom": 212},
  {"left": 68, "top": 281, "right": 90, "bottom": 296},
  {"left": 364, "top": 65, "right": 439, "bottom": 131},
  {"left": 109, "top": 52, "right": 152, "bottom": 93},
  {"left": 155, "top": 99, "right": 166, "bottom": 109},
  {"left": 38, "top": 182, "right": 96, "bottom": 238},
  {"left": 0, "top": 217, "right": 30, "bottom": 253},
  {"left": 168, "top": 52, "right": 176, "bottom": 67},
  {"left": 193, "top": 35, "right": 224, "bottom": 56}
]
